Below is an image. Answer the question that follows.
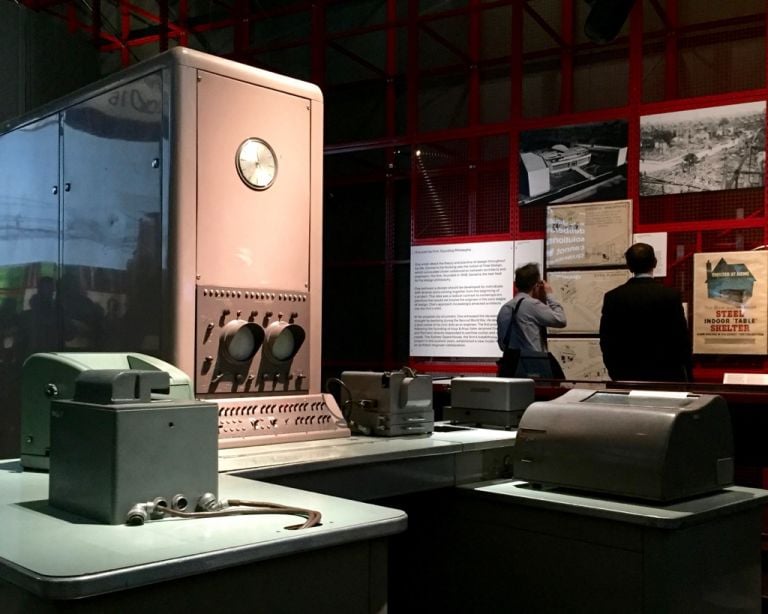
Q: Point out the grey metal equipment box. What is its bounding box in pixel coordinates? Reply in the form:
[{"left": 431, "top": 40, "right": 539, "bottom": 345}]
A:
[
  {"left": 513, "top": 388, "right": 735, "bottom": 502},
  {"left": 49, "top": 370, "right": 218, "bottom": 524},
  {"left": 341, "top": 371, "right": 434, "bottom": 436},
  {"left": 21, "top": 352, "right": 194, "bottom": 470},
  {"left": 445, "top": 377, "right": 534, "bottom": 428}
]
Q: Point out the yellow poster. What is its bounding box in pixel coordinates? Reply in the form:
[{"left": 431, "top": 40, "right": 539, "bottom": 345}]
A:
[{"left": 693, "top": 251, "right": 768, "bottom": 355}]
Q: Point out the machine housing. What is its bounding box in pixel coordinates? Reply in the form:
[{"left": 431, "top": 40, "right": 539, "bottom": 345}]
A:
[
  {"left": 49, "top": 369, "right": 218, "bottom": 524},
  {"left": 512, "top": 388, "right": 734, "bottom": 502},
  {"left": 445, "top": 376, "right": 534, "bottom": 428},
  {"left": 341, "top": 370, "right": 434, "bottom": 436},
  {"left": 21, "top": 352, "right": 193, "bottom": 470},
  {"left": 0, "top": 48, "right": 343, "bottom": 456}
]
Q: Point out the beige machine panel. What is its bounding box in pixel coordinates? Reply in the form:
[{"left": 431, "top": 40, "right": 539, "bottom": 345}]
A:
[
  {"left": 196, "top": 71, "right": 310, "bottom": 291},
  {"left": 195, "top": 285, "right": 310, "bottom": 395},
  {"left": 193, "top": 69, "right": 317, "bottom": 396},
  {"left": 217, "top": 393, "right": 350, "bottom": 448}
]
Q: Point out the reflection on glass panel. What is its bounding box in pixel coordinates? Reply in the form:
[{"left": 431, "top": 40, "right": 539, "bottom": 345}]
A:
[
  {"left": 0, "top": 115, "right": 60, "bottom": 355},
  {"left": 0, "top": 115, "right": 60, "bottom": 456},
  {"left": 61, "top": 73, "right": 163, "bottom": 354}
]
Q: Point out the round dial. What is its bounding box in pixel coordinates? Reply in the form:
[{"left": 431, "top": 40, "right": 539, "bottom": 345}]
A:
[{"left": 236, "top": 138, "right": 277, "bottom": 190}]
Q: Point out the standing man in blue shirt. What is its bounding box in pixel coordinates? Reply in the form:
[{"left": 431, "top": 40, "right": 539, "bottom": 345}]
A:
[{"left": 497, "top": 263, "right": 567, "bottom": 377}]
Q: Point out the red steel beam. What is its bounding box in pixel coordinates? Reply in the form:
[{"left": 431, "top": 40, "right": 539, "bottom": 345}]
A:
[
  {"left": 509, "top": 0, "right": 523, "bottom": 236},
  {"left": 559, "top": 0, "right": 574, "bottom": 115},
  {"left": 468, "top": 0, "right": 481, "bottom": 125},
  {"left": 665, "top": 0, "right": 679, "bottom": 99},
  {"left": 383, "top": 0, "right": 398, "bottom": 367},
  {"left": 407, "top": 0, "right": 419, "bottom": 137},
  {"left": 385, "top": 0, "right": 397, "bottom": 138},
  {"left": 627, "top": 0, "right": 643, "bottom": 227},
  {"left": 177, "top": 0, "right": 189, "bottom": 47},
  {"left": 22, "top": 1, "right": 765, "bottom": 82},
  {"left": 467, "top": 0, "right": 481, "bottom": 235},
  {"left": 407, "top": 0, "right": 419, "bottom": 246},
  {"left": 765, "top": 0, "right": 768, "bottom": 244}
]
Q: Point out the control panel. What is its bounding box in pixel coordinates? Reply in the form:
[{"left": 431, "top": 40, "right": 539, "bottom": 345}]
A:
[
  {"left": 196, "top": 285, "right": 310, "bottom": 395},
  {"left": 217, "top": 393, "right": 350, "bottom": 447}
]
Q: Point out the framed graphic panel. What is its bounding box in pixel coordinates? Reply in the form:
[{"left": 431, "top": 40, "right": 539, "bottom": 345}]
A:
[
  {"left": 519, "top": 120, "right": 628, "bottom": 206},
  {"left": 547, "top": 269, "right": 630, "bottom": 334},
  {"left": 548, "top": 337, "right": 608, "bottom": 381},
  {"left": 546, "top": 200, "right": 633, "bottom": 268},
  {"left": 640, "top": 101, "right": 766, "bottom": 196},
  {"left": 410, "top": 241, "right": 514, "bottom": 358},
  {"left": 693, "top": 250, "right": 768, "bottom": 355},
  {"left": 633, "top": 232, "right": 668, "bottom": 277}
]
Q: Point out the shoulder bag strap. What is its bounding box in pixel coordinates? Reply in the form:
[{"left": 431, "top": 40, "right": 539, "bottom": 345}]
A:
[
  {"left": 503, "top": 297, "right": 525, "bottom": 348},
  {"left": 513, "top": 296, "right": 525, "bottom": 315}
]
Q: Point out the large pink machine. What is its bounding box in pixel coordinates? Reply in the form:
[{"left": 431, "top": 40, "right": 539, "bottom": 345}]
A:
[{"left": 0, "top": 48, "right": 349, "bottom": 463}]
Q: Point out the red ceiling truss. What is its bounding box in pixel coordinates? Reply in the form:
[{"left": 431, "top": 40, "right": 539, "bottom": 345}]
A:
[
  {"left": 17, "top": 1, "right": 768, "bottom": 381},
  {"left": 20, "top": 1, "right": 766, "bottom": 72}
]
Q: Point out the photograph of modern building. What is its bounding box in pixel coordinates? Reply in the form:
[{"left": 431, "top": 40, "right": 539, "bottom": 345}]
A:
[{"left": 519, "top": 119, "right": 628, "bottom": 205}]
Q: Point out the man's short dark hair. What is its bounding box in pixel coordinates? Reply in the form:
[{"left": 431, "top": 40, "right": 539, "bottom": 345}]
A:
[
  {"left": 625, "top": 243, "right": 657, "bottom": 274},
  {"left": 515, "top": 263, "right": 541, "bottom": 292}
]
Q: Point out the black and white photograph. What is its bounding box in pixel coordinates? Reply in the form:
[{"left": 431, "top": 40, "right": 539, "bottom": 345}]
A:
[
  {"left": 518, "top": 120, "right": 628, "bottom": 206},
  {"left": 640, "top": 101, "right": 766, "bottom": 196}
]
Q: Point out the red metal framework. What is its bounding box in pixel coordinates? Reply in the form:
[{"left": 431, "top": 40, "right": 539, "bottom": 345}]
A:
[{"left": 19, "top": 0, "right": 768, "bottom": 382}]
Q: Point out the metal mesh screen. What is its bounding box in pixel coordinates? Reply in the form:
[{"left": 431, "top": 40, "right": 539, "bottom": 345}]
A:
[
  {"left": 701, "top": 227, "right": 765, "bottom": 254},
  {"left": 476, "top": 169, "right": 510, "bottom": 235},
  {"left": 414, "top": 172, "right": 469, "bottom": 239},
  {"left": 639, "top": 188, "right": 765, "bottom": 225}
]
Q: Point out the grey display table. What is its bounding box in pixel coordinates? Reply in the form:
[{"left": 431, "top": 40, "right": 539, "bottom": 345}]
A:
[
  {"left": 218, "top": 425, "right": 518, "bottom": 499},
  {"left": 0, "top": 460, "right": 406, "bottom": 613},
  {"left": 441, "top": 479, "right": 768, "bottom": 613},
  {"left": 216, "top": 427, "right": 519, "bottom": 614}
]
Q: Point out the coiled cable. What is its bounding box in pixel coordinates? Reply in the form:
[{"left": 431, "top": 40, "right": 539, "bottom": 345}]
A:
[{"left": 125, "top": 496, "right": 321, "bottom": 529}]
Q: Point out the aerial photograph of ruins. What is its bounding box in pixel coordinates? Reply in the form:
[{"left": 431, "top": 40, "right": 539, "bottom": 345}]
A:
[{"left": 640, "top": 101, "right": 766, "bottom": 196}]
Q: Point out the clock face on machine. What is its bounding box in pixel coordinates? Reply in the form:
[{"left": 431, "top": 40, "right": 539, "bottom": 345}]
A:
[{"left": 236, "top": 138, "right": 277, "bottom": 190}]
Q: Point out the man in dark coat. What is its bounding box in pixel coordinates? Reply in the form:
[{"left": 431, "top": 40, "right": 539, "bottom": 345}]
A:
[{"left": 599, "top": 243, "right": 692, "bottom": 382}]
